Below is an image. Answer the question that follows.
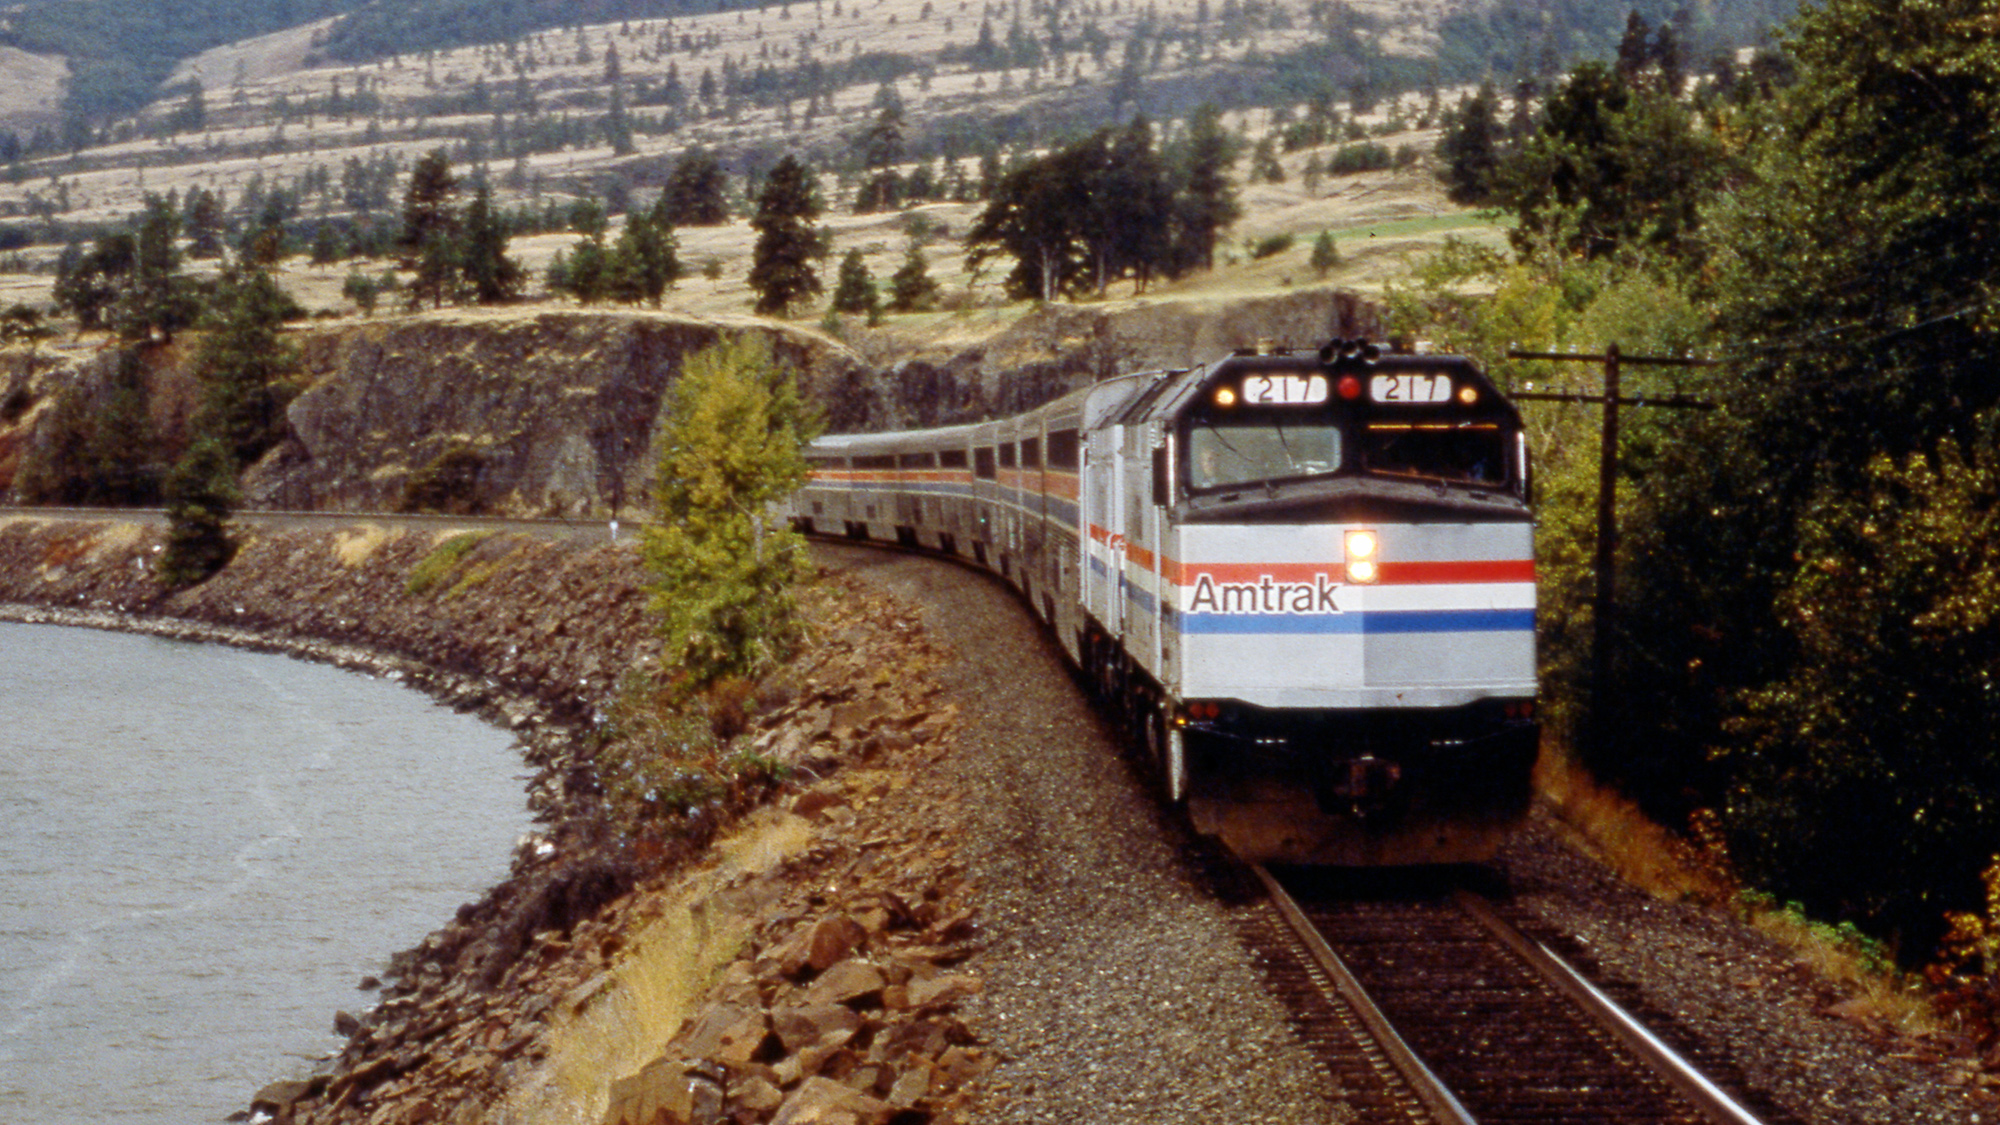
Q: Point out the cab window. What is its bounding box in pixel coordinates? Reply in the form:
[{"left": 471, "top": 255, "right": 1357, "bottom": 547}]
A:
[{"left": 1187, "top": 420, "right": 1341, "bottom": 491}]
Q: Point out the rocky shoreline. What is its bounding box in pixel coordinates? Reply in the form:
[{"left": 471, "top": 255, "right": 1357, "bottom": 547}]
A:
[{"left": 0, "top": 513, "right": 995, "bottom": 1125}]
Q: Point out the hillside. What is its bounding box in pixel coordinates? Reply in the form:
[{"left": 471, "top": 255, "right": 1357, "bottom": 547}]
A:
[{"left": 0, "top": 0, "right": 1789, "bottom": 364}]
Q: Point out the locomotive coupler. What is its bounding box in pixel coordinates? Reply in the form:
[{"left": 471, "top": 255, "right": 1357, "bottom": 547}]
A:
[{"left": 1320, "top": 755, "right": 1404, "bottom": 818}]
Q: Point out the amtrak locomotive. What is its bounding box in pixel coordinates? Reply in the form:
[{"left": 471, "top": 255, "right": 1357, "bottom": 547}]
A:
[{"left": 785, "top": 340, "right": 1539, "bottom": 865}]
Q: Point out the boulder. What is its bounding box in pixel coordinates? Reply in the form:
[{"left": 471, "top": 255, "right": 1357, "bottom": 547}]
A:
[
  {"left": 772, "top": 1003, "right": 863, "bottom": 1055},
  {"left": 603, "top": 1057, "right": 694, "bottom": 1125},
  {"left": 769, "top": 1076, "right": 891, "bottom": 1125},
  {"left": 672, "top": 1003, "right": 770, "bottom": 1067},
  {"left": 803, "top": 960, "right": 887, "bottom": 1007},
  {"left": 805, "top": 915, "right": 869, "bottom": 973},
  {"left": 902, "top": 972, "right": 982, "bottom": 1011}
]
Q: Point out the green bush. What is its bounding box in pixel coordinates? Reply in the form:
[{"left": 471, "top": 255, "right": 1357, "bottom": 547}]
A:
[
  {"left": 405, "top": 531, "right": 494, "bottom": 596},
  {"left": 1717, "top": 432, "right": 2000, "bottom": 955},
  {"left": 1248, "top": 232, "right": 1294, "bottom": 260}
]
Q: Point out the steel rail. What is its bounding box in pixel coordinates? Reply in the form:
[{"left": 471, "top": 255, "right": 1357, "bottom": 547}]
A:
[
  {"left": 1452, "top": 891, "right": 1768, "bottom": 1125},
  {"left": 1251, "top": 865, "right": 1477, "bottom": 1125}
]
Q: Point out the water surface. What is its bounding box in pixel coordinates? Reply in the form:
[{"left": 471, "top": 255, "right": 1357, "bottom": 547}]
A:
[{"left": 0, "top": 623, "right": 531, "bottom": 1124}]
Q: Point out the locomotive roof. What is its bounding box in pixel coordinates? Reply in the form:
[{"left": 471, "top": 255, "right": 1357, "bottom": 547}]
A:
[
  {"left": 805, "top": 346, "right": 1513, "bottom": 456},
  {"left": 1111, "top": 348, "right": 1517, "bottom": 428}
]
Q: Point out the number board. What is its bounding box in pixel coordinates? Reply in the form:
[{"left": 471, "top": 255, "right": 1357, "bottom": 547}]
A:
[
  {"left": 1240, "top": 374, "right": 1328, "bottom": 405},
  {"left": 1370, "top": 373, "right": 1455, "bottom": 405}
]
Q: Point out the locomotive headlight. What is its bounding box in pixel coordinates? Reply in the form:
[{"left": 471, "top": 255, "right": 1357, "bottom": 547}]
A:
[
  {"left": 1457, "top": 384, "right": 1480, "bottom": 405},
  {"left": 1214, "top": 386, "right": 1238, "bottom": 407},
  {"left": 1345, "top": 530, "right": 1379, "bottom": 584}
]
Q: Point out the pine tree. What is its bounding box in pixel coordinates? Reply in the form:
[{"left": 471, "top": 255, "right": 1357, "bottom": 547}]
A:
[
  {"left": 1250, "top": 136, "right": 1285, "bottom": 183},
  {"left": 1309, "top": 230, "right": 1339, "bottom": 277},
  {"left": 1438, "top": 84, "right": 1503, "bottom": 205},
  {"left": 157, "top": 436, "right": 237, "bottom": 587},
  {"left": 52, "top": 237, "right": 126, "bottom": 330},
  {"left": 112, "top": 195, "right": 197, "bottom": 344},
  {"left": 461, "top": 183, "right": 524, "bottom": 304},
  {"left": 399, "top": 148, "right": 461, "bottom": 308},
  {"left": 610, "top": 204, "right": 682, "bottom": 305},
  {"left": 887, "top": 243, "right": 940, "bottom": 312},
  {"left": 190, "top": 267, "right": 302, "bottom": 466},
  {"left": 830, "top": 249, "right": 878, "bottom": 315},
  {"left": 1171, "top": 103, "right": 1241, "bottom": 273},
  {"left": 662, "top": 148, "right": 730, "bottom": 225},
  {"left": 185, "top": 188, "right": 225, "bottom": 259},
  {"left": 343, "top": 269, "right": 382, "bottom": 315},
  {"left": 643, "top": 336, "right": 821, "bottom": 684},
  {"left": 747, "top": 155, "right": 827, "bottom": 316}
]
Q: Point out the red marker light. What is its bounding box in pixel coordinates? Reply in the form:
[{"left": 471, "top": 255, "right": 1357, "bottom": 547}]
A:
[{"left": 1336, "top": 375, "right": 1363, "bottom": 400}]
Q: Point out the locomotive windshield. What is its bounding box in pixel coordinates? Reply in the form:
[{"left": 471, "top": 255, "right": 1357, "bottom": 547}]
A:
[
  {"left": 1178, "top": 355, "right": 1524, "bottom": 499},
  {"left": 1359, "top": 422, "right": 1508, "bottom": 486},
  {"left": 1188, "top": 420, "right": 1341, "bottom": 490}
]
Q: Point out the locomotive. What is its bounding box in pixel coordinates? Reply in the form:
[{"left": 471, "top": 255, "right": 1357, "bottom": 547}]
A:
[{"left": 784, "top": 340, "right": 1539, "bottom": 865}]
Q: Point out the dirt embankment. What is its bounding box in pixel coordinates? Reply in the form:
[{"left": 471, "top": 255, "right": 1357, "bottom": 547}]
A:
[{"left": 0, "top": 515, "right": 992, "bottom": 1125}]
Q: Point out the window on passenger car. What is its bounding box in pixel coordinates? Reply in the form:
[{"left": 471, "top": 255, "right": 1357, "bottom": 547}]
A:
[
  {"left": 1046, "top": 429, "right": 1080, "bottom": 469},
  {"left": 939, "top": 449, "right": 969, "bottom": 469},
  {"left": 975, "top": 448, "right": 997, "bottom": 479},
  {"left": 854, "top": 454, "right": 896, "bottom": 470},
  {"left": 1019, "top": 437, "right": 1041, "bottom": 469},
  {"left": 999, "top": 443, "right": 1017, "bottom": 469},
  {"left": 898, "top": 452, "right": 937, "bottom": 468}
]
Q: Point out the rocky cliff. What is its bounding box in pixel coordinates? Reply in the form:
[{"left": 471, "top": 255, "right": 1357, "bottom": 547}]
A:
[
  {"left": 0, "top": 289, "right": 1379, "bottom": 517},
  {"left": 249, "top": 310, "right": 874, "bottom": 517}
]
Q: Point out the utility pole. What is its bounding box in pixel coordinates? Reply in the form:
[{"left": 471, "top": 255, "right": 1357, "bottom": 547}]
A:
[{"left": 1507, "top": 346, "right": 1717, "bottom": 738}]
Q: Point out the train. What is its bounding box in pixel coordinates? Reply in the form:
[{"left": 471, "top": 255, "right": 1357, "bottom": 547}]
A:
[{"left": 782, "top": 339, "right": 1539, "bottom": 865}]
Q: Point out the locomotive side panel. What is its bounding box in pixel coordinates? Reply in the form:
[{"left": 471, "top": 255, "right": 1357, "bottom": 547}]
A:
[
  {"left": 1119, "top": 421, "right": 1168, "bottom": 688},
  {"left": 1082, "top": 425, "right": 1123, "bottom": 636}
]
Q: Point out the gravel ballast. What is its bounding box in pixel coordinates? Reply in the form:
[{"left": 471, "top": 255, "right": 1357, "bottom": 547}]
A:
[
  {"left": 825, "top": 545, "right": 1355, "bottom": 1124},
  {"left": 825, "top": 543, "right": 1981, "bottom": 1125}
]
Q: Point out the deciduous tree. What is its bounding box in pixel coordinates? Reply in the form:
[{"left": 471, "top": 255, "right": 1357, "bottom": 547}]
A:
[{"left": 643, "top": 336, "right": 820, "bottom": 685}]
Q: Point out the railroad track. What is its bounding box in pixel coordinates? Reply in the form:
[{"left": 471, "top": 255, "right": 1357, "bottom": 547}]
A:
[{"left": 1243, "top": 865, "right": 1789, "bottom": 1125}]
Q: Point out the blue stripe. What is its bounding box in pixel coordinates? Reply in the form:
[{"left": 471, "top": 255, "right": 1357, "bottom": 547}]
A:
[
  {"left": 1047, "top": 495, "right": 1079, "bottom": 529},
  {"left": 1122, "top": 577, "right": 1159, "bottom": 614},
  {"left": 1168, "top": 608, "right": 1534, "bottom": 636}
]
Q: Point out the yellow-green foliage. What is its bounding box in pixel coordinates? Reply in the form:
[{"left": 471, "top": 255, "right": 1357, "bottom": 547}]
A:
[
  {"left": 406, "top": 530, "right": 495, "bottom": 595},
  {"left": 1384, "top": 239, "right": 1708, "bottom": 741},
  {"left": 642, "top": 335, "right": 821, "bottom": 687}
]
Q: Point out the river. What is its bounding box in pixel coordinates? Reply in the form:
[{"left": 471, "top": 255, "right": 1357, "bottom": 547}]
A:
[{"left": 0, "top": 622, "right": 532, "bottom": 1124}]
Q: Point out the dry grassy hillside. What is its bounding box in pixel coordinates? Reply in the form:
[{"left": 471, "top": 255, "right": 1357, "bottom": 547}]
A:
[{"left": 0, "top": 0, "right": 1513, "bottom": 352}]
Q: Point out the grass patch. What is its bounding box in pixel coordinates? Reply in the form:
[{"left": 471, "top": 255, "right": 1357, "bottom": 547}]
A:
[
  {"left": 1534, "top": 743, "right": 1734, "bottom": 905},
  {"left": 1336, "top": 211, "right": 1512, "bottom": 242},
  {"left": 333, "top": 525, "right": 392, "bottom": 567},
  {"left": 405, "top": 530, "right": 494, "bottom": 595},
  {"left": 1537, "top": 742, "right": 1941, "bottom": 1035}
]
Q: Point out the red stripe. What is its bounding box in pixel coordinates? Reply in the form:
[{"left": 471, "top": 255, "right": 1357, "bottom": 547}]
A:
[
  {"left": 1171, "top": 561, "right": 1342, "bottom": 584},
  {"left": 1165, "top": 559, "right": 1535, "bottom": 585},
  {"left": 1382, "top": 559, "right": 1536, "bottom": 583}
]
